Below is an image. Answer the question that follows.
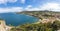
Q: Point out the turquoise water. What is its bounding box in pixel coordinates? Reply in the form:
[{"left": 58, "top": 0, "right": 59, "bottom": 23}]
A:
[{"left": 0, "top": 13, "right": 39, "bottom": 26}]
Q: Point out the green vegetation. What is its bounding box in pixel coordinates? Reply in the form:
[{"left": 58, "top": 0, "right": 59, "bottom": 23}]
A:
[
  {"left": 0, "top": 18, "right": 4, "bottom": 20},
  {"left": 17, "top": 11, "right": 60, "bottom": 19},
  {"left": 10, "top": 20, "right": 60, "bottom": 31},
  {"left": 10, "top": 11, "right": 60, "bottom": 31},
  {"left": 0, "top": 22, "right": 1, "bottom": 24}
]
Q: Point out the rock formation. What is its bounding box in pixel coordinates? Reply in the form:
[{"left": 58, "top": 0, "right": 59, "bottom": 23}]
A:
[{"left": 0, "top": 20, "right": 12, "bottom": 31}]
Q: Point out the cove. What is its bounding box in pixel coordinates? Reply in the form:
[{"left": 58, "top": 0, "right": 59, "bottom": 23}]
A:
[{"left": 0, "top": 13, "right": 39, "bottom": 26}]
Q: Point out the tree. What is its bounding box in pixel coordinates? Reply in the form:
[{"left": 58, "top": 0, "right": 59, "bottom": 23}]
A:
[{"left": 51, "top": 20, "right": 60, "bottom": 31}]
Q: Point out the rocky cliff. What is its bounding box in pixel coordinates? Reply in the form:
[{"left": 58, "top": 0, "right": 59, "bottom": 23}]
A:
[{"left": 0, "top": 20, "right": 12, "bottom": 31}]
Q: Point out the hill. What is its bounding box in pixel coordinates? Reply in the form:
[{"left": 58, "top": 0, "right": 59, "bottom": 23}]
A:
[
  {"left": 17, "top": 10, "right": 60, "bottom": 23},
  {"left": 10, "top": 10, "right": 60, "bottom": 31}
]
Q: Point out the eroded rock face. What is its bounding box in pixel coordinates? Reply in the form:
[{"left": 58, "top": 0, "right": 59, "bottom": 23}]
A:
[
  {"left": 0, "top": 20, "right": 6, "bottom": 31},
  {"left": 0, "top": 26, "right": 6, "bottom": 31},
  {"left": 0, "top": 20, "right": 12, "bottom": 31}
]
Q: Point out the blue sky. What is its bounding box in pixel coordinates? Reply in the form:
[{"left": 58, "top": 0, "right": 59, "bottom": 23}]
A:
[{"left": 0, "top": 0, "right": 60, "bottom": 13}]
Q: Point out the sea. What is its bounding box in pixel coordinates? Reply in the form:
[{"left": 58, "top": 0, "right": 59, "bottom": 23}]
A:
[{"left": 0, "top": 13, "right": 39, "bottom": 26}]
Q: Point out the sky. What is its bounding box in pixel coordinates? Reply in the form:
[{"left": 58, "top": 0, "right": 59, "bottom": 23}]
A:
[{"left": 0, "top": 0, "right": 60, "bottom": 13}]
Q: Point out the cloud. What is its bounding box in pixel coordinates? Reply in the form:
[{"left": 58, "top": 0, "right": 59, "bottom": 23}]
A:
[
  {"left": 25, "top": 3, "right": 60, "bottom": 12},
  {"left": 0, "top": 0, "right": 17, "bottom": 4},
  {"left": 0, "top": 0, "right": 26, "bottom": 4},
  {"left": 25, "top": 5, "right": 44, "bottom": 11},
  {"left": 40, "top": 3, "right": 60, "bottom": 10},
  {"left": 25, "top": 8, "right": 41, "bottom": 11},
  {"left": 39, "top": 3, "right": 60, "bottom": 11},
  {"left": 21, "top": 0, "right": 25, "bottom": 4},
  {"left": 7, "top": 0, "right": 17, "bottom": 3},
  {"left": 25, "top": 5, "right": 32, "bottom": 9},
  {"left": 25, "top": 5, "right": 40, "bottom": 11},
  {"left": 0, "top": 0, "right": 6, "bottom": 4},
  {"left": 0, "top": 7, "right": 23, "bottom": 13},
  {"left": 0, "top": 2, "right": 60, "bottom": 13}
]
